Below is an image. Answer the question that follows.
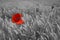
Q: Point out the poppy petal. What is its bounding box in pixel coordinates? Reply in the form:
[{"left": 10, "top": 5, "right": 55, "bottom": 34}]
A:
[{"left": 16, "top": 19, "right": 24, "bottom": 25}]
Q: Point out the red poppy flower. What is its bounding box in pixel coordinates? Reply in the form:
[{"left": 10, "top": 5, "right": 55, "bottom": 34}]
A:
[{"left": 12, "top": 13, "right": 24, "bottom": 25}]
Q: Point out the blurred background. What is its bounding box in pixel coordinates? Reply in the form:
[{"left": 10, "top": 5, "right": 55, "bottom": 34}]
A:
[{"left": 0, "top": 0, "right": 60, "bottom": 40}]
